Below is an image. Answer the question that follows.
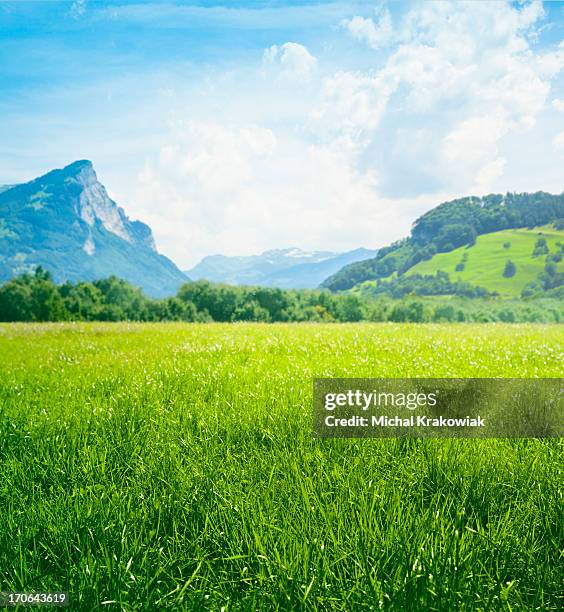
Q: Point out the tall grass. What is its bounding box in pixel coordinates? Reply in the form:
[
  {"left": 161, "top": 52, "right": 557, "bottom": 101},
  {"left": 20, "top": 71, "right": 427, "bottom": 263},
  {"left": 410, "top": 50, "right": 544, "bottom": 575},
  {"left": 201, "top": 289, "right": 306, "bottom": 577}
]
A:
[{"left": 0, "top": 323, "right": 562, "bottom": 610}]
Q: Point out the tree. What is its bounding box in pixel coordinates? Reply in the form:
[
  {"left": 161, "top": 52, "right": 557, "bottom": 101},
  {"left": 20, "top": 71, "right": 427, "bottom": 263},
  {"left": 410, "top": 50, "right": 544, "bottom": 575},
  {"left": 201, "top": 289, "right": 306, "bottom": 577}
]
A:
[
  {"left": 0, "top": 279, "right": 34, "bottom": 321},
  {"left": 435, "top": 223, "right": 477, "bottom": 252},
  {"left": 30, "top": 278, "right": 67, "bottom": 321},
  {"left": 498, "top": 308, "right": 516, "bottom": 323},
  {"left": 94, "top": 276, "right": 148, "bottom": 320},
  {"left": 232, "top": 299, "right": 270, "bottom": 322},
  {"left": 60, "top": 282, "right": 103, "bottom": 320},
  {"left": 503, "top": 260, "right": 516, "bottom": 278},
  {"left": 297, "top": 304, "right": 334, "bottom": 322},
  {"left": 433, "top": 305, "right": 456, "bottom": 322},
  {"left": 336, "top": 295, "right": 364, "bottom": 322},
  {"left": 407, "top": 301, "right": 427, "bottom": 322},
  {"left": 250, "top": 288, "right": 291, "bottom": 321},
  {"left": 33, "top": 265, "right": 53, "bottom": 281},
  {"left": 0, "top": 271, "right": 68, "bottom": 321},
  {"left": 178, "top": 281, "right": 238, "bottom": 321},
  {"left": 532, "top": 237, "right": 549, "bottom": 257}
]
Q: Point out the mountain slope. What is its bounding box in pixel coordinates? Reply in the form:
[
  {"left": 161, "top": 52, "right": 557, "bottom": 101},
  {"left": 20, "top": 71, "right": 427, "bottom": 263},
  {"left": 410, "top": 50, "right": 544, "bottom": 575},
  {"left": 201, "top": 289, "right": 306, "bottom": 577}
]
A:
[
  {"left": 0, "top": 160, "right": 188, "bottom": 297},
  {"left": 406, "top": 226, "right": 564, "bottom": 296},
  {"left": 322, "top": 191, "right": 564, "bottom": 292},
  {"left": 186, "top": 248, "right": 377, "bottom": 288}
]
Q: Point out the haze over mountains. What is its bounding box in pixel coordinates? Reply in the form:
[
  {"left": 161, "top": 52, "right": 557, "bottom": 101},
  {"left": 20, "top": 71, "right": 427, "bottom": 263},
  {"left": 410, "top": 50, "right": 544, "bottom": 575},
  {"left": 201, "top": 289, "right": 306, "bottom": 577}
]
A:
[
  {"left": 0, "top": 161, "right": 188, "bottom": 297},
  {"left": 185, "top": 248, "right": 378, "bottom": 289}
]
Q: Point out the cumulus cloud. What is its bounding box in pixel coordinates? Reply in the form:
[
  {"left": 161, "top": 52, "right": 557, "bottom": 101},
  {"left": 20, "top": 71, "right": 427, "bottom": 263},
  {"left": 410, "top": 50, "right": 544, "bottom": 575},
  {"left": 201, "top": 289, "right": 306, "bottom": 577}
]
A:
[
  {"left": 124, "top": 1, "right": 563, "bottom": 266},
  {"left": 132, "top": 120, "right": 410, "bottom": 266},
  {"left": 328, "top": 0, "right": 562, "bottom": 195},
  {"left": 341, "top": 11, "right": 393, "bottom": 50},
  {"left": 263, "top": 42, "right": 317, "bottom": 79},
  {"left": 312, "top": 70, "right": 394, "bottom": 144}
]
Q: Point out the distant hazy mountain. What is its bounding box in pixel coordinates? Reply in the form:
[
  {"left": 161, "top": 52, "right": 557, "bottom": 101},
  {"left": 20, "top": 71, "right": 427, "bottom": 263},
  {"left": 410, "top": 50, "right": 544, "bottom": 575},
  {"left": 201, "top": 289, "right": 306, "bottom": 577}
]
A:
[
  {"left": 0, "top": 160, "right": 188, "bottom": 297},
  {"left": 185, "top": 247, "right": 378, "bottom": 289}
]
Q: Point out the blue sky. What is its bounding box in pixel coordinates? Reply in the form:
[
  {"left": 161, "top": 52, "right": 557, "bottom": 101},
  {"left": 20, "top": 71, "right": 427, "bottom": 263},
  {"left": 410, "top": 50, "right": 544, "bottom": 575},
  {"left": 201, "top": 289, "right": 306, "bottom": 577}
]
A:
[{"left": 1, "top": 1, "right": 563, "bottom": 266}]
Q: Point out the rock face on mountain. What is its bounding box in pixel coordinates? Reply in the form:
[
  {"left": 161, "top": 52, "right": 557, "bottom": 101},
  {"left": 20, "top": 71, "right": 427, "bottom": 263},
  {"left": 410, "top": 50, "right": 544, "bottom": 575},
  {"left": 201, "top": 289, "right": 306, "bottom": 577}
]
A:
[
  {"left": 0, "top": 160, "right": 188, "bottom": 296},
  {"left": 186, "top": 247, "right": 378, "bottom": 289}
]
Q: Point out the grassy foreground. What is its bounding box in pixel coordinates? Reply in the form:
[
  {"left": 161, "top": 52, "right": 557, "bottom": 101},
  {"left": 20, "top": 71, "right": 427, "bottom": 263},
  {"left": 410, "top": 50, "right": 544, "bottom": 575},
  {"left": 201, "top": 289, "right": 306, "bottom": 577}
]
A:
[{"left": 0, "top": 323, "right": 562, "bottom": 610}]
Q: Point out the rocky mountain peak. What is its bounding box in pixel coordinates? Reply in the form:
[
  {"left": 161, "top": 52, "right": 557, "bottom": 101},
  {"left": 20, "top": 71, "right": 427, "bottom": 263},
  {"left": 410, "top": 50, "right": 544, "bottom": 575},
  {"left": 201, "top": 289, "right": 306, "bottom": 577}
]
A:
[
  {"left": 0, "top": 160, "right": 188, "bottom": 296},
  {"left": 61, "top": 159, "right": 98, "bottom": 186}
]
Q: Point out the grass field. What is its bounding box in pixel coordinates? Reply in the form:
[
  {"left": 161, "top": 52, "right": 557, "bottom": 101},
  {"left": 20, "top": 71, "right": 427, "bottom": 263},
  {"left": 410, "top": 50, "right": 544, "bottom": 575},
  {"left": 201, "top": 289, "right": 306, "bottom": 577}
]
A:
[
  {"left": 0, "top": 323, "right": 562, "bottom": 610},
  {"left": 407, "top": 226, "right": 564, "bottom": 296}
]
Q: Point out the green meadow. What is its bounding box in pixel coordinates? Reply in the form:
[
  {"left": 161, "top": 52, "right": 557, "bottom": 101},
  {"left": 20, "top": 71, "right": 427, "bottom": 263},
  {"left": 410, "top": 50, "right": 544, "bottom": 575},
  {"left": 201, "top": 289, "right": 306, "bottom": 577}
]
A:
[
  {"left": 407, "top": 226, "right": 564, "bottom": 296},
  {"left": 0, "top": 323, "right": 562, "bottom": 610}
]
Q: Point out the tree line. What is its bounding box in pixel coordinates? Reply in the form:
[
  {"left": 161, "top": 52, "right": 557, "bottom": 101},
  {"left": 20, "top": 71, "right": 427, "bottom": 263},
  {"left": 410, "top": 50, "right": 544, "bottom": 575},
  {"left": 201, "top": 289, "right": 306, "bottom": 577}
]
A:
[
  {"left": 0, "top": 268, "right": 367, "bottom": 323},
  {"left": 0, "top": 268, "right": 561, "bottom": 324}
]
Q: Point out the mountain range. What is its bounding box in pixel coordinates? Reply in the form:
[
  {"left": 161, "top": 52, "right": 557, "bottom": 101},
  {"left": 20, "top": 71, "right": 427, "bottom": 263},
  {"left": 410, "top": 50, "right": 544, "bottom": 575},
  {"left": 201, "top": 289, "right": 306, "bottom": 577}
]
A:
[
  {"left": 2, "top": 160, "right": 562, "bottom": 300},
  {"left": 185, "top": 248, "right": 378, "bottom": 289},
  {"left": 0, "top": 161, "right": 379, "bottom": 294},
  {"left": 0, "top": 160, "right": 188, "bottom": 297}
]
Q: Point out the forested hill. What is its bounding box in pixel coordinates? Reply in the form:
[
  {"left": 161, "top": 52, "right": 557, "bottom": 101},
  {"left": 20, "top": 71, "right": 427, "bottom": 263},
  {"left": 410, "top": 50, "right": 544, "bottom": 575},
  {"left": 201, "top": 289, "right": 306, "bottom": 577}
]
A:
[{"left": 322, "top": 192, "right": 564, "bottom": 292}]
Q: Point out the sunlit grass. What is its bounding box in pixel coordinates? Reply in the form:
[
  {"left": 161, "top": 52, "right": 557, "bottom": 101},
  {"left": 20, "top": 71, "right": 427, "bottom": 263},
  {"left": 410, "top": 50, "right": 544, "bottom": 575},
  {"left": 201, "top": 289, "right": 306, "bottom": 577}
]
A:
[
  {"left": 0, "top": 323, "right": 562, "bottom": 610},
  {"left": 407, "top": 226, "right": 564, "bottom": 296}
]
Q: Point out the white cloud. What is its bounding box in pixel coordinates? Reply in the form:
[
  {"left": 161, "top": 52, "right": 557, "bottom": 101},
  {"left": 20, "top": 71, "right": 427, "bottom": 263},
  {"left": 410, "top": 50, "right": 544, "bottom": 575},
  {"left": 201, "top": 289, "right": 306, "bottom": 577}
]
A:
[
  {"left": 312, "top": 70, "right": 394, "bottom": 143},
  {"left": 473, "top": 157, "right": 508, "bottom": 193},
  {"left": 325, "top": 0, "right": 563, "bottom": 195},
  {"left": 132, "top": 120, "right": 409, "bottom": 266},
  {"left": 119, "top": 1, "right": 563, "bottom": 266},
  {"left": 443, "top": 115, "right": 508, "bottom": 166},
  {"left": 341, "top": 11, "right": 393, "bottom": 50},
  {"left": 263, "top": 42, "right": 317, "bottom": 79}
]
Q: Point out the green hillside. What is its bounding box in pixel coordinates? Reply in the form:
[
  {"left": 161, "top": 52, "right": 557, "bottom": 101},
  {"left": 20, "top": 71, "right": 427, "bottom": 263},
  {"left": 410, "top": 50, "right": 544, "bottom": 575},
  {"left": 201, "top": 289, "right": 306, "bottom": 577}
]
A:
[
  {"left": 406, "top": 226, "right": 564, "bottom": 296},
  {"left": 322, "top": 191, "right": 564, "bottom": 292}
]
